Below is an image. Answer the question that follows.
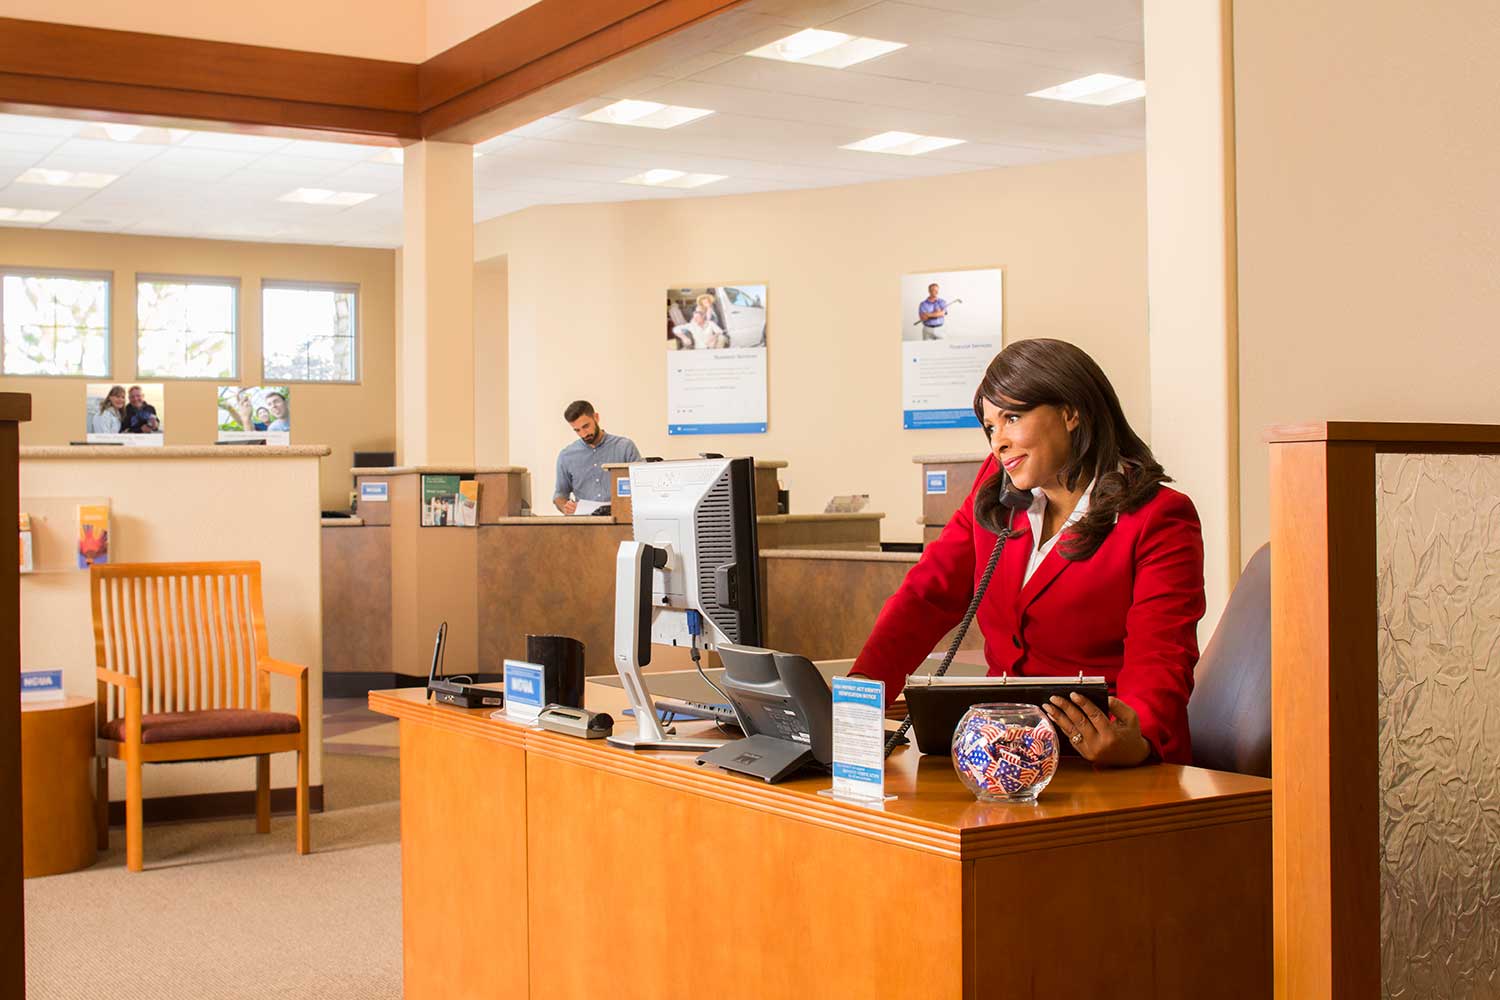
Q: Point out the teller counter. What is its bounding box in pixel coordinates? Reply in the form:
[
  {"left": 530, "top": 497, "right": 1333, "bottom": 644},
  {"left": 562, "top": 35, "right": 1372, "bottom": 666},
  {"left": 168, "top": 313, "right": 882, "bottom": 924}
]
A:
[
  {"left": 371, "top": 678, "right": 1272, "bottom": 1000},
  {"left": 323, "top": 463, "right": 890, "bottom": 690}
]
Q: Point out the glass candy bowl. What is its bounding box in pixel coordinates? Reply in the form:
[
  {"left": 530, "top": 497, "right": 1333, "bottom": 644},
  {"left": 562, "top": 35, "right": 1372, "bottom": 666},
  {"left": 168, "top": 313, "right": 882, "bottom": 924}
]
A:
[{"left": 952, "top": 703, "right": 1059, "bottom": 803}]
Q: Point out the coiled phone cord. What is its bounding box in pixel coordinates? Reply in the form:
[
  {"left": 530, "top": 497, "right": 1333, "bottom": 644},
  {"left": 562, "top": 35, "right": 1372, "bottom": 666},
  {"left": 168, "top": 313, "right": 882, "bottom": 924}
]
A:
[{"left": 883, "top": 508, "right": 1020, "bottom": 758}]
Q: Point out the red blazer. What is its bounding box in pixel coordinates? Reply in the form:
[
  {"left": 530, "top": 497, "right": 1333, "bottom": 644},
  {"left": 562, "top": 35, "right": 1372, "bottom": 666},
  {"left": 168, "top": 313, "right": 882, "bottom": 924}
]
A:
[{"left": 852, "top": 456, "right": 1206, "bottom": 763}]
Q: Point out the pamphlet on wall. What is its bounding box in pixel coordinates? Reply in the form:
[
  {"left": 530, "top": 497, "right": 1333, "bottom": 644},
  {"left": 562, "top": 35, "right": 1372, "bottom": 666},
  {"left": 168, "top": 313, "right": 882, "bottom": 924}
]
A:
[
  {"left": 77, "top": 503, "right": 110, "bottom": 569},
  {"left": 665, "top": 284, "right": 769, "bottom": 435},
  {"left": 455, "top": 480, "right": 480, "bottom": 526},
  {"left": 19, "top": 513, "right": 33, "bottom": 574}
]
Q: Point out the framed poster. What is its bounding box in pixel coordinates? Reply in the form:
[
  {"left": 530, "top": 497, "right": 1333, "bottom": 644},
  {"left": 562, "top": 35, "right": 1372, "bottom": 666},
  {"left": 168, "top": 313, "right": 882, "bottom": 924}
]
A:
[
  {"left": 666, "top": 284, "right": 768, "bottom": 434},
  {"left": 900, "top": 269, "right": 1004, "bottom": 429}
]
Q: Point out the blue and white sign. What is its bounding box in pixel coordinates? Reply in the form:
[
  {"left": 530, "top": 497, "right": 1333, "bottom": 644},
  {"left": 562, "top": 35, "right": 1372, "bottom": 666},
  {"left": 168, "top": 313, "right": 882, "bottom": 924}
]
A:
[
  {"left": 925, "top": 470, "right": 949, "bottom": 495},
  {"left": 901, "top": 269, "right": 1003, "bottom": 430},
  {"left": 828, "top": 676, "right": 890, "bottom": 804},
  {"left": 667, "top": 284, "right": 768, "bottom": 435},
  {"left": 20, "top": 669, "right": 64, "bottom": 702},
  {"left": 616, "top": 478, "right": 632, "bottom": 497},
  {"left": 360, "top": 481, "right": 389, "bottom": 503},
  {"left": 503, "top": 660, "right": 546, "bottom": 723}
]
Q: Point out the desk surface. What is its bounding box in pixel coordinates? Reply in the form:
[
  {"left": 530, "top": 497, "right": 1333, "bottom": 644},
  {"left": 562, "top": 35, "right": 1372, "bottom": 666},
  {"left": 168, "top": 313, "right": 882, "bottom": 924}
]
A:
[{"left": 371, "top": 683, "right": 1269, "bottom": 861}]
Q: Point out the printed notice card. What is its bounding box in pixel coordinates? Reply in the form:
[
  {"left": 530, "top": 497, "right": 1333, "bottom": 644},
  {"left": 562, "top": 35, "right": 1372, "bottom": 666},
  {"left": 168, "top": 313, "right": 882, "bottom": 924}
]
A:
[{"left": 828, "top": 676, "right": 890, "bottom": 804}]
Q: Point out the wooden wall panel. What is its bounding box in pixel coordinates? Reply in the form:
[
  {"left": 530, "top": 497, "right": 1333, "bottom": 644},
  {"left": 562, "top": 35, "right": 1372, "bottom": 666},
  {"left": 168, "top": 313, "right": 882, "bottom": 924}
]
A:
[
  {"left": 1269, "top": 440, "right": 1379, "bottom": 999},
  {"left": 1, "top": 394, "right": 30, "bottom": 998},
  {"left": 321, "top": 525, "right": 392, "bottom": 675},
  {"left": 477, "top": 522, "right": 633, "bottom": 675},
  {"left": 399, "top": 719, "right": 528, "bottom": 1000}
]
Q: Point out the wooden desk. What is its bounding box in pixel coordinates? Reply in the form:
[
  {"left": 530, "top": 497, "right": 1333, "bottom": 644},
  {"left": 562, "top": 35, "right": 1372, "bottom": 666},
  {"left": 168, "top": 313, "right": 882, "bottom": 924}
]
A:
[{"left": 371, "top": 682, "right": 1271, "bottom": 1000}]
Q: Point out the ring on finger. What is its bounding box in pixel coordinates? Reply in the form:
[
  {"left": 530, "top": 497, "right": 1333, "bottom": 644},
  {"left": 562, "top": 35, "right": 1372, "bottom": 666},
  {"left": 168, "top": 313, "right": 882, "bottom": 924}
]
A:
[{"left": 1069, "top": 731, "right": 1085, "bottom": 745}]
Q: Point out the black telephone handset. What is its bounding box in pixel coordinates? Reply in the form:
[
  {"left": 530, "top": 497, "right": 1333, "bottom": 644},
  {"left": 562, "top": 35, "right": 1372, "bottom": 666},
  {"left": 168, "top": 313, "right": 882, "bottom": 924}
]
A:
[{"left": 884, "top": 471, "right": 1031, "bottom": 756}]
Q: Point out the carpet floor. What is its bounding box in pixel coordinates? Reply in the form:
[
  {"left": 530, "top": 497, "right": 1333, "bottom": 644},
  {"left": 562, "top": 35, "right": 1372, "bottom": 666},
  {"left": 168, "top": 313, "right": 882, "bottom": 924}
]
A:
[{"left": 24, "top": 752, "right": 402, "bottom": 1000}]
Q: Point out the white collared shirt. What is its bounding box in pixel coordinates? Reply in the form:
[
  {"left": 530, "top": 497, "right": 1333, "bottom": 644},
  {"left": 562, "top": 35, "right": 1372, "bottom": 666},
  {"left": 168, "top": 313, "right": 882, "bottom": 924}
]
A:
[{"left": 1022, "top": 479, "right": 1096, "bottom": 586}]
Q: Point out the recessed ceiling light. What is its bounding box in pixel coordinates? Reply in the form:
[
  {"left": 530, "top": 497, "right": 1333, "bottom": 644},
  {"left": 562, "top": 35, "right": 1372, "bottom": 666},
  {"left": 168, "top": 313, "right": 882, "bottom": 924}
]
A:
[
  {"left": 1028, "top": 73, "right": 1146, "bottom": 106},
  {"left": 0, "top": 207, "right": 60, "bottom": 223},
  {"left": 79, "top": 123, "right": 194, "bottom": 145},
  {"left": 16, "top": 167, "right": 118, "bottom": 188},
  {"left": 278, "top": 188, "right": 377, "bottom": 206},
  {"left": 840, "top": 131, "right": 964, "bottom": 156},
  {"left": 101, "top": 124, "right": 143, "bottom": 142},
  {"left": 581, "top": 100, "right": 714, "bottom": 129},
  {"left": 746, "top": 29, "right": 906, "bottom": 69},
  {"left": 622, "top": 169, "right": 727, "bottom": 189}
]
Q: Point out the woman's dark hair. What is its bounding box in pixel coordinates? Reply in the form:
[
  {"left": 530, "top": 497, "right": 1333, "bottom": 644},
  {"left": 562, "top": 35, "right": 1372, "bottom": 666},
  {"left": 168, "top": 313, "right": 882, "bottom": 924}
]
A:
[{"left": 971, "top": 338, "right": 1169, "bottom": 560}]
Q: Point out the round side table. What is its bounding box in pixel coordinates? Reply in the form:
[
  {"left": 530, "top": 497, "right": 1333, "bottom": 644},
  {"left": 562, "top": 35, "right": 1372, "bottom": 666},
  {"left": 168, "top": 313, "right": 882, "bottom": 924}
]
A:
[{"left": 21, "top": 696, "right": 98, "bottom": 877}]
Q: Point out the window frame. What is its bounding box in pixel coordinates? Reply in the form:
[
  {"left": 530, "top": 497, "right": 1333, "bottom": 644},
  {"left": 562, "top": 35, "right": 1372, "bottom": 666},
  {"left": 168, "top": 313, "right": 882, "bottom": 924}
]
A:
[
  {"left": 134, "top": 272, "right": 241, "bottom": 382},
  {"left": 0, "top": 265, "right": 114, "bottom": 379},
  {"left": 260, "top": 279, "right": 361, "bottom": 385}
]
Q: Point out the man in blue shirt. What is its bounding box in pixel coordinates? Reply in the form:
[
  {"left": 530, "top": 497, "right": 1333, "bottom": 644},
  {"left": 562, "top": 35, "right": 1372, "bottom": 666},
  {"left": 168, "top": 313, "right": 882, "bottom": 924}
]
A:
[
  {"left": 553, "top": 400, "right": 642, "bottom": 513},
  {"left": 918, "top": 283, "right": 948, "bottom": 340}
]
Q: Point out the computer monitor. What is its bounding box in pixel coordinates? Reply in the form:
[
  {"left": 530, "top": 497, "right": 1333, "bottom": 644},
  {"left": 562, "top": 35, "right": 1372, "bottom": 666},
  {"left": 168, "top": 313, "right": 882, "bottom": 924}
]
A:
[{"left": 609, "top": 457, "right": 762, "bottom": 750}]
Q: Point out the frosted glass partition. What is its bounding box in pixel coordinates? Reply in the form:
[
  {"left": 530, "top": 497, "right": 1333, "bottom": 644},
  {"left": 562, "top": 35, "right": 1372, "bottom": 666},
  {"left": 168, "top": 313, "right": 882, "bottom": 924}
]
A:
[{"left": 1376, "top": 454, "right": 1500, "bottom": 997}]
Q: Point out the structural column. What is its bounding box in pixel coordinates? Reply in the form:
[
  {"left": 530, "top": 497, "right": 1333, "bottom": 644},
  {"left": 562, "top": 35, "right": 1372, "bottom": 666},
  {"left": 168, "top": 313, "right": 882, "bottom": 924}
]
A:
[
  {"left": 400, "top": 141, "right": 476, "bottom": 467},
  {"left": 1143, "top": 0, "right": 1240, "bottom": 634}
]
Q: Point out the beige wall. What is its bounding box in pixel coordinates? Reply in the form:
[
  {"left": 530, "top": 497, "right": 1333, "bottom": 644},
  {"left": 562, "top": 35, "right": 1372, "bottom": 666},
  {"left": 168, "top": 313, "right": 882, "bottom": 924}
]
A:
[
  {"left": 1233, "top": 0, "right": 1500, "bottom": 552},
  {"left": 19, "top": 451, "right": 324, "bottom": 799},
  {"left": 0, "top": 229, "right": 397, "bottom": 511},
  {"left": 425, "top": 0, "right": 541, "bottom": 58},
  {"left": 1, "top": 0, "right": 428, "bottom": 61},
  {"left": 475, "top": 153, "right": 1149, "bottom": 541}
]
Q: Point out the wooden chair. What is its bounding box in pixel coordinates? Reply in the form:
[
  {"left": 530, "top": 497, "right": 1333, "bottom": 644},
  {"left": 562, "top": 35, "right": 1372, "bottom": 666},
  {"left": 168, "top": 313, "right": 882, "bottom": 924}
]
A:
[{"left": 90, "top": 561, "right": 310, "bottom": 871}]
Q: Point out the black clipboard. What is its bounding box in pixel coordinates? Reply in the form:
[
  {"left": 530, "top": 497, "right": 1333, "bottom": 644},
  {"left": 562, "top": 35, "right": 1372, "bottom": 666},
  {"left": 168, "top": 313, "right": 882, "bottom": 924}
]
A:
[{"left": 903, "top": 674, "right": 1111, "bottom": 756}]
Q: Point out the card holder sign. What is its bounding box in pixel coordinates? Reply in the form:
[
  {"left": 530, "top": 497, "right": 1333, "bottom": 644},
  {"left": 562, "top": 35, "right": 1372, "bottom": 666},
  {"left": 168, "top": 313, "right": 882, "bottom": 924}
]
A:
[
  {"left": 925, "top": 471, "right": 949, "bottom": 495},
  {"left": 503, "top": 660, "right": 546, "bottom": 723}
]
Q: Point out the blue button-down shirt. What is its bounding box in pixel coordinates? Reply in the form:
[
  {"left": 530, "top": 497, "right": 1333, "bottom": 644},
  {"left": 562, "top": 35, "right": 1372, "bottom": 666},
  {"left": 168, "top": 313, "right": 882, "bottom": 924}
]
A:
[
  {"left": 919, "top": 297, "right": 947, "bottom": 327},
  {"left": 554, "top": 432, "right": 642, "bottom": 503}
]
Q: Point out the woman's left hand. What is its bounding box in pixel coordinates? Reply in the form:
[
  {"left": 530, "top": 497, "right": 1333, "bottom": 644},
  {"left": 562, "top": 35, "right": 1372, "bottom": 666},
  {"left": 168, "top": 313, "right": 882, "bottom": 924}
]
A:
[{"left": 1044, "top": 694, "right": 1151, "bottom": 767}]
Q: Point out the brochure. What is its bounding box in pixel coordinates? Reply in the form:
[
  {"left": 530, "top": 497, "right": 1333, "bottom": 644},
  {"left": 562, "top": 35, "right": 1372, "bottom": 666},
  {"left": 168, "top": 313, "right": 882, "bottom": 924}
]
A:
[
  {"left": 421, "top": 475, "right": 461, "bottom": 526},
  {"left": 77, "top": 503, "right": 110, "bottom": 569},
  {"left": 19, "top": 513, "right": 33, "bottom": 574}
]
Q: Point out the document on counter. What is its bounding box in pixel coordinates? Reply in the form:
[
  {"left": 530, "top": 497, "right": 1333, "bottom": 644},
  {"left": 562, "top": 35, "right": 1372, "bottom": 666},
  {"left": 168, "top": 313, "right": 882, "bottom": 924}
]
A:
[
  {"left": 571, "top": 500, "right": 608, "bottom": 516},
  {"left": 824, "top": 676, "right": 893, "bottom": 804}
]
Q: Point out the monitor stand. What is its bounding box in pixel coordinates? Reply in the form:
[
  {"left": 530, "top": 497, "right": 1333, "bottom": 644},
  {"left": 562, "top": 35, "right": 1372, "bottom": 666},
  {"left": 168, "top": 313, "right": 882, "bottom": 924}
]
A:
[{"left": 606, "top": 540, "right": 726, "bottom": 753}]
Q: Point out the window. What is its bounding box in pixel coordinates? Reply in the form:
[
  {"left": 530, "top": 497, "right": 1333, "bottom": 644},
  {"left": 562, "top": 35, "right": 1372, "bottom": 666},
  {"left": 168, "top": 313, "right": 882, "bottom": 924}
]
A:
[
  {"left": 262, "top": 281, "right": 358, "bottom": 383},
  {"left": 136, "top": 276, "right": 238, "bottom": 379},
  {"left": 1, "top": 269, "right": 111, "bottom": 376}
]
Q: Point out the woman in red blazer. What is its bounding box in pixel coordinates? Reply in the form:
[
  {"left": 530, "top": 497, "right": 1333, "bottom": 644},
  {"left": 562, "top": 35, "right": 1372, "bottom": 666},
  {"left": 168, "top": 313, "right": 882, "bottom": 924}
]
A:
[{"left": 852, "top": 339, "right": 1205, "bottom": 766}]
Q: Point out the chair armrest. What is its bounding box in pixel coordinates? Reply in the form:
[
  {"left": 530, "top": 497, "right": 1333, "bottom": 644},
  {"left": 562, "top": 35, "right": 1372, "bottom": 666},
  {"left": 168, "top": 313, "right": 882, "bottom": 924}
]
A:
[
  {"left": 96, "top": 666, "right": 141, "bottom": 690},
  {"left": 257, "top": 657, "right": 310, "bottom": 728},
  {"left": 257, "top": 657, "right": 308, "bottom": 679}
]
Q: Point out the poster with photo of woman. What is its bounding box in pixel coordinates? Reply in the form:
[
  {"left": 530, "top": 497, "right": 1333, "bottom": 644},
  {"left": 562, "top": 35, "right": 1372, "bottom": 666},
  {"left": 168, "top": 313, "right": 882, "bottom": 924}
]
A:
[
  {"left": 665, "top": 284, "right": 768, "bottom": 434},
  {"left": 85, "top": 383, "right": 166, "bottom": 446},
  {"left": 217, "top": 385, "right": 291, "bottom": 444}
]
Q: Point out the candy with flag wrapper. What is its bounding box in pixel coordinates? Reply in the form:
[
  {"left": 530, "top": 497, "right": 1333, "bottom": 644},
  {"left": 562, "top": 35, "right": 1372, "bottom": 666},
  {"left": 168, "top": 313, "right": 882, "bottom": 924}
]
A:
[{"left": 951, "top": 703, "right": 1060, "bottom": 802}]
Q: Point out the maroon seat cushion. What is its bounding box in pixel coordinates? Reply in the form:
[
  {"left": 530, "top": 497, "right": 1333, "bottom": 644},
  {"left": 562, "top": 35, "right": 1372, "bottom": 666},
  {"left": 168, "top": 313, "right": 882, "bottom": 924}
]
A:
[{"left": 101, "top": 709, "right": 301, "bottom": 744}]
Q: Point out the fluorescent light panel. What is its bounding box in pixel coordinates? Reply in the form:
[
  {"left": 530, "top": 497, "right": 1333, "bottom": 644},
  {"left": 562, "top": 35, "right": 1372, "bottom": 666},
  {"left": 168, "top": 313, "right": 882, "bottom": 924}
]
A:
[
  {"left": 279, "top": 188, "right": 376, "bottom": 206},
  {"left": 16, "top": 167, "right": 118, "bottom": 188},
  {"left": 1028, "top": 73, "right": 1145, "bottom": 106},
  {"left": 622, "top": 169, "right": 727, "bottom": 189},
  {"left": 0, "top": 207, "right": 60, "bottom": 223},
  {"left": 746, "top": 29, "right": 906, "bottom": 69},
  {"left": 841, "top": 131, "right": 964, "bottom": 156},
  {"left": 581, "top": 100, "right": 714, "bottom": 129}
]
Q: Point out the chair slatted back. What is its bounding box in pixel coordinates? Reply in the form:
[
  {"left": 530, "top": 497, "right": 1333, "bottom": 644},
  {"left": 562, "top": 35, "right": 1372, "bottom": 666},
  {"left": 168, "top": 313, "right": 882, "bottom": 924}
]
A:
[{"left": 90, "top": 562, "right": 270, "bottom": 725}]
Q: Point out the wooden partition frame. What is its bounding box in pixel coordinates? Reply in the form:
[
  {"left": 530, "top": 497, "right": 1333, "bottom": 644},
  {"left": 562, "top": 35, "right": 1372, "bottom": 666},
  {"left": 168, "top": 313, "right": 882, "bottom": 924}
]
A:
[
  {"left": 1267, "top": 421, "right": 1500, "bottom": 999},
  {"left": 1, "top": 393, "right": 32, "bottom": 997}
]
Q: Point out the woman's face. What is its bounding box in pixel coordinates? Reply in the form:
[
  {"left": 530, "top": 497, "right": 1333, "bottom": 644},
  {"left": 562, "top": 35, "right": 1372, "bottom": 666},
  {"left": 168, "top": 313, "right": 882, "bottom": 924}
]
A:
[
  {"left": 980, "top": 397, "right": 1078, "bottom": 493},
  {"left": 108, "top": 389, "right": 125, "bottom": 409},
  {"left": 267, "top": 394, "right": 286, "bottom": 417}
]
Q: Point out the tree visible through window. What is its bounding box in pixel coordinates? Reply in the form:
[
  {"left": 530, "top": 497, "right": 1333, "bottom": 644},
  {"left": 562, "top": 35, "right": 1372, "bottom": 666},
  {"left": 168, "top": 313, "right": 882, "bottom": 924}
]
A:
[
  {"left": 1, "top": 270, "right": 111, "bottom": 376},
  {"left": 137, "top": 277, "right": 237, "bottom": 379},
  {"left": 262, "top": 282, "right": 357, "bottom": 382}
]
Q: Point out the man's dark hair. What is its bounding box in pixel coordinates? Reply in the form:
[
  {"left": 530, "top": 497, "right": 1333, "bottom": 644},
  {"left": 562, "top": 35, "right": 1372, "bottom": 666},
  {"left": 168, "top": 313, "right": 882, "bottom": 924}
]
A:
[{"left": 563, "top": 400, "right": 596, "bottom": 423}]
